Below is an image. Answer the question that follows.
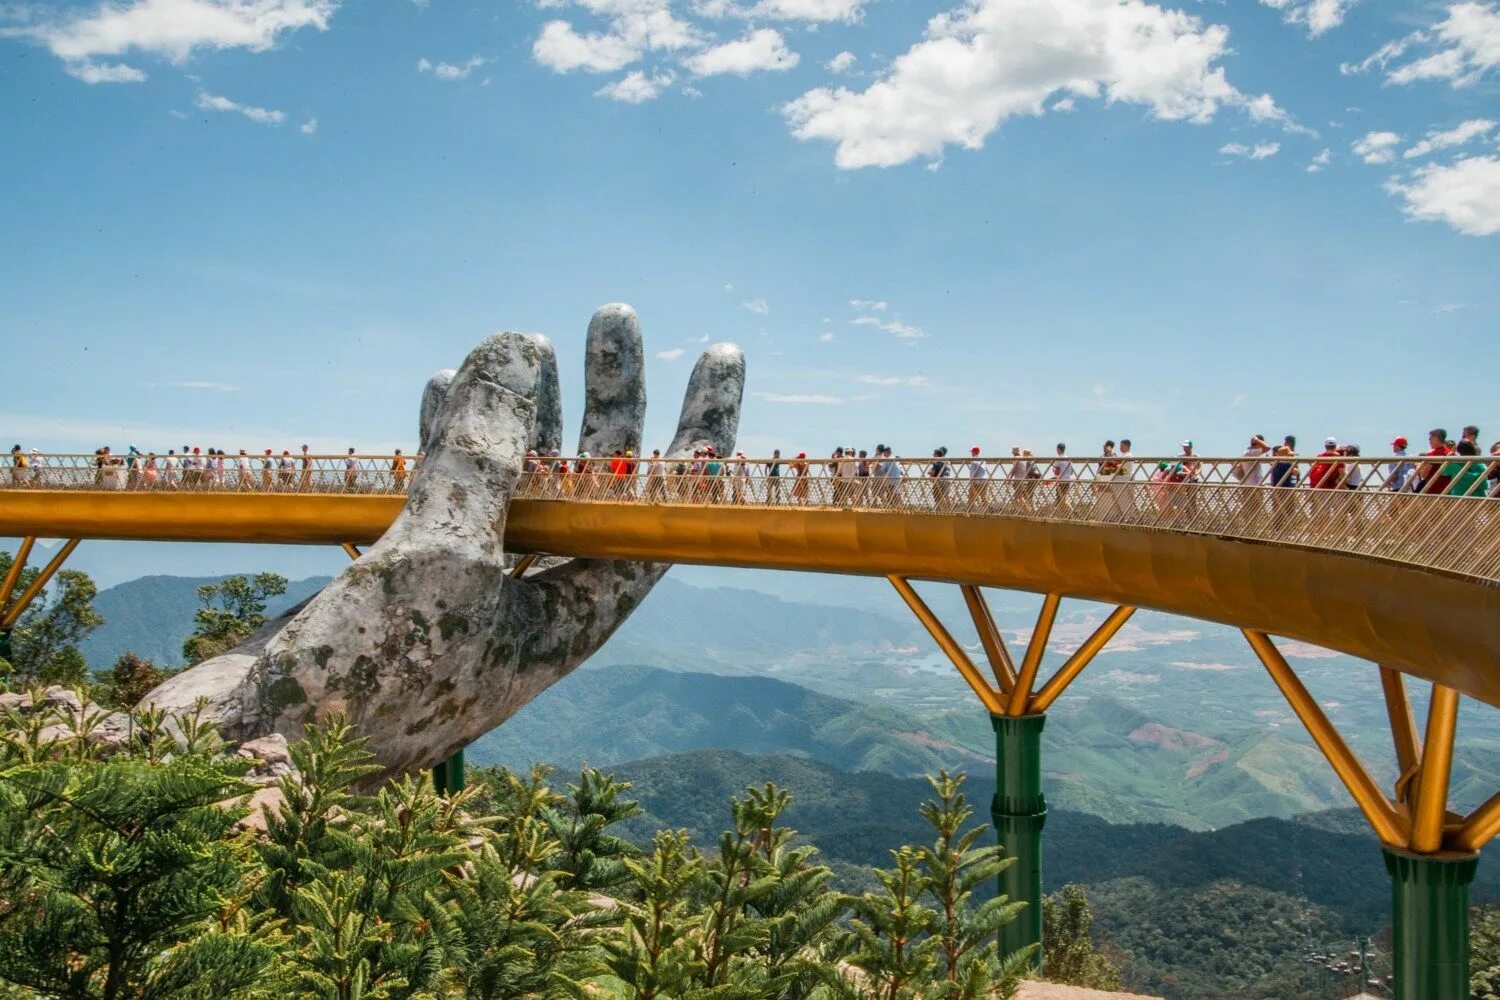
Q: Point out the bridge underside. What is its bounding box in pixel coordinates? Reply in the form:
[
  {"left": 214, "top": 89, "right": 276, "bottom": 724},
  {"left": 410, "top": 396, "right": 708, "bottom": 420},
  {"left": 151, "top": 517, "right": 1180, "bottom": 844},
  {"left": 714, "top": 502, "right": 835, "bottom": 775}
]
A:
[{"left": 5, "top": 490, "right": 1490, "bottom": 707}]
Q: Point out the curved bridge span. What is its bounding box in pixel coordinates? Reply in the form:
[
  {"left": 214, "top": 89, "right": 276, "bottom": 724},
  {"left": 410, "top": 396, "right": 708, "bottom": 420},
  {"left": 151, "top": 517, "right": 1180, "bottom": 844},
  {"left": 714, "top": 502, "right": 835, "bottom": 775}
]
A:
[
  {"left": 4, "top": 488, "right": 1494, "bottom": 707},
  {"left": 4, "top": 453, "right": 1499, "bottom": 999}
]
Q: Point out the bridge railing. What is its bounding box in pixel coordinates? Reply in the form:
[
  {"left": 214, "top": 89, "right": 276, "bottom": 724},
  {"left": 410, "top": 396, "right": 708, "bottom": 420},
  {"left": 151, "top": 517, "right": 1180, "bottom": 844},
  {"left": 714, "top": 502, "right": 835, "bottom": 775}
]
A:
[
  {"left": 2, "top": 454, "right": 413, "bottom": 494},
  {"left": 4, "top": 453, "right": 1498, "bottom": 581},
  {"left": 516, "top": 455, "right": 1500, "bottom": 583}
]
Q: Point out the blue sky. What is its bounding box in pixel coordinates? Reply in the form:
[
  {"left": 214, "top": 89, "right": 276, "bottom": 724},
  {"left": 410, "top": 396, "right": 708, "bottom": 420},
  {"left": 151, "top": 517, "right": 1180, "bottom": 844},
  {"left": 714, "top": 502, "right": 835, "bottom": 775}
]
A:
[{"left": 2, "top": 0, "right": 1498, "bottom": 460}]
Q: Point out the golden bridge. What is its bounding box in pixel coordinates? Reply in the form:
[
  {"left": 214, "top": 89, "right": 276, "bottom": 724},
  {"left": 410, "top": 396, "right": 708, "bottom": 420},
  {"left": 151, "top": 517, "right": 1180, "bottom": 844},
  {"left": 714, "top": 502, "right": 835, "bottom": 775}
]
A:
[{"left": 4, "top": 451, "right": 1498, "bottom": 1000}]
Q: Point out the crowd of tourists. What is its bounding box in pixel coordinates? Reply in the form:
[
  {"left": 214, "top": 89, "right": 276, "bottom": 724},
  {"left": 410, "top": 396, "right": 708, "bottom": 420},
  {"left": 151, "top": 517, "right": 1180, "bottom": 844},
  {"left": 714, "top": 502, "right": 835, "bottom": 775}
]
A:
[
  {"left": 5, "top": 444, "right": 409, "bottom": 492},
  {"left": 8, "top": 425, "right": 1500, "bottom": 502},
  {"left": 517, "top": 424, "right": 1500, "bottom": 503}
]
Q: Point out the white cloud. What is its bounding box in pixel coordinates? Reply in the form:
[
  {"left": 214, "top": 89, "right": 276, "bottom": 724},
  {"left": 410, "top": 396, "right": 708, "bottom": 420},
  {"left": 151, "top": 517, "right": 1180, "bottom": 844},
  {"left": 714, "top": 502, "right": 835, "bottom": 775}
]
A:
[
  {"left": 596, "top": 68, "right": 676, "bottom": 101},
  {"left": 827, "top": 49, "right": 855, "bottom": 72},
  {"left": 782, "top": 0, "right": 1287, "bottom": 169},
  {"left": 194, "top": 90, "right": 284, "bottom": 125},
  {"left": 754, "top": 391, "right": 843, "bottom": 404},
  {"left": 854, "top": 373, "right": 931, "bottom": 386},
  {"left": 1051, "top": 97, "right": 1075, "bottom": 112},
  {"left": 693, "top": 0, "right": 868, "bottom": 21},
  {"left": 656, "top": 347, "right": 686, "bottom": 360},
  {"left": 533, "top": 0, "right": 702, "bottom": 74},
  {"left": 9, "top": 0, "right": 336, "bottom": 80},
  {"left": 1219, "top": 140, "right": 1280, "bottom": 159},
  {"left": 849, "top": 314, "right": 926, "bottom": 338},
  {"left": 299, "top": 116, "right": 318, "bottom": 134},
  {"left": 418, "top": 55, "right": 485, "bottom": 80},
  {"left": 742, "top": 297, "right": 770, "bottom": 314},
  {"left": 1404, "top": 119, "right": 1496, "bottom": 159},
  {"left": 685, "top": 27, "right": 797, "bottom": 75},
  {"left": 62, "top": 59, "right": 148, "bottom": 83},
  {"left": 1259, "top": 0, "right": 1353, "bottom": 38},
  {"left": 1342, "top": 2, "right": 1500, "bottom": 88},
  {"left": 819, "top": 331, "right": 836, "bottom": 341},
  {"left": 1306, "top": 147, "right": 1331, "bottom": 171},
  {"left": 1352, "top": 130, "right": 1401, "bottom": 164},
  {"left": 170, "top": 380, "right": 239, "bottom": 392},
  {"left": 849, "top": 298, "right": 887, "bottom": 310},
  {"left": 1386, "top": 155, "right": 1500, "bottom": 236}
]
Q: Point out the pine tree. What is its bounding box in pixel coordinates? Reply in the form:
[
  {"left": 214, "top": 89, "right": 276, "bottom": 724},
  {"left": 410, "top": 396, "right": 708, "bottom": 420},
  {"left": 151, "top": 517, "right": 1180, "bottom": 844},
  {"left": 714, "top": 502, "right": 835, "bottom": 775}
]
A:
[
  {"left": 1042, "top": 884, "right": 1121, "bottom": 991},
  {"left": 542, "top": 767, "right": 644, "bottom": 894},
  {"left": 0, "top": 705, "right": 285, "bottom": 1000}
]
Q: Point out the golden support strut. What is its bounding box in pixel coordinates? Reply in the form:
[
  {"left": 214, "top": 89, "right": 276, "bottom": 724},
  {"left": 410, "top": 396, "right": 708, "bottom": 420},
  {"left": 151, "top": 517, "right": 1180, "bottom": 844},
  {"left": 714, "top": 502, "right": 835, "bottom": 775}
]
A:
[
  {"left": 341, "top": 543, "right": 362, "bottom": 560},
  {"left": 1381, "top": 666, "right": 1423, "bottom": 803},
  {"left": 509, "top": 554, "right": 538, "bottom": 580},
  {"left": 1008, "top": 593, "right": 1061, "bottom": 716},
  {"left": 1243, "top": 629, "right": 1406, "bottom": 846},
  {"left": 1411, "top": 685, "right": 1461, "bottom": 854},
  {"left": 1, "top": 537, "right": 36, "bottom": 608},
  {"left": 892, "top": 583, "right": 1130, "bottom": 718},
  {"left": 0, "top": 539, "right": 81, "bottom": 630},
  {"left": 1030, "top": 606, "right": 1137, "bottom": 714},
  {"left": 961, "top": 584, "right": 1016, "bottom": 695},
  {"left": 888, "top": 576, "right": 1005, "bottom": 715}
]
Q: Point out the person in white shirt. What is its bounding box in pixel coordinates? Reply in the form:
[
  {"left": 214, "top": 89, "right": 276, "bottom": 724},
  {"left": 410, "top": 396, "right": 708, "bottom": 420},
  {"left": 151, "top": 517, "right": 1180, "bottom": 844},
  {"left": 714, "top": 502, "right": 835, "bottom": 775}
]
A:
[
  {"left": 967, "top": 446, "right": 989, "bottom": 509},
  {"left": 236, "top": 449, "right": 252, "bottom": 490},
  {"left": 1051, "top": 443, "right": 1074, "bottom": 510},
  {"left": 1234, "top": 435, "right": 1271, "bottom": 487},
  {"left": 163, "top": 450, "right": 180, "bottom": 489},
  {"left": 646, "top": 449, "right": 666, "bottom": 501},
  {"left": 344, "top": 448, "right": 360, "bottom": 492}
]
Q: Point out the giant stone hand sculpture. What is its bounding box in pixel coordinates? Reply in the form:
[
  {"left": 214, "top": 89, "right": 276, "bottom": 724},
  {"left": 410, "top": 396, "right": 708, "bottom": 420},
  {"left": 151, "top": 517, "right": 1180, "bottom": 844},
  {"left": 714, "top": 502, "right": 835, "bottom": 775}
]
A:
[{"left": 140, "top": 305, "right": 745, "bottom": 775}]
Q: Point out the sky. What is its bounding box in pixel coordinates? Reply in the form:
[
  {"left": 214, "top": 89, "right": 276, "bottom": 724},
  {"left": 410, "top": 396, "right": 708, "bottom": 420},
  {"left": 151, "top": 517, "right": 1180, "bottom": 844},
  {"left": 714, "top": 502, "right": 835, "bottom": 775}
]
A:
[{"left": 2, "top": 0, "right": 1498, "bottom": 461}]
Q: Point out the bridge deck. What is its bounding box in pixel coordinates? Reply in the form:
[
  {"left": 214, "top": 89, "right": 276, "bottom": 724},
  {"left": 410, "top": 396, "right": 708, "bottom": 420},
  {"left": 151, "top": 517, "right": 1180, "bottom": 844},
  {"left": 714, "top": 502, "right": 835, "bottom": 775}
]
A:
[{"left": 2, "top": 456, "right": 1497, "bottom": 708}]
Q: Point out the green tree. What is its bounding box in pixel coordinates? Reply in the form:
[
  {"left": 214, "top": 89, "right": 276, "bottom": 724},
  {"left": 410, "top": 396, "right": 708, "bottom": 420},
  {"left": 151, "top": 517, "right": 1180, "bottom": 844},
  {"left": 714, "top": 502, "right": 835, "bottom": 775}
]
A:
[
  {"left": 916, "top": 771, "right": 1032, "bottom": 999},
  {"left": 95, "top": 652, "right": 173, "bottom": 710},
  {"left": 0, "top": 551, "right": 104, "bottom": 688},
  {"left": 182, "top": 573, "right": 288, "bottom": 666},
  {"left": 1042, "top": 884, "right": 1121, "bottom": 991},
  {"left": 0, "top": 702, "right": 287, "bottom": 1000},
  {"left": 1473, "top": 903, "right": 1500, "bottom": 1000},
  {"left": 542, "top": 766, "right": 645, "bottom": 893}
]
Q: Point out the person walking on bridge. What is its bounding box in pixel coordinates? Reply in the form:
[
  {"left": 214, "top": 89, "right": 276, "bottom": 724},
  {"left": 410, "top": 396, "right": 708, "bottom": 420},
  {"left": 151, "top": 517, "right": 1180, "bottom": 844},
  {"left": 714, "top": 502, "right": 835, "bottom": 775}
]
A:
[
  {"left": 1050, "top": 443, "right": 1074, "bottom": 511},
  {"left": 300, "top": 445, "right": 313, "bottom": 491},
  {"left": 764, "top": 449, "right": 782, "bottom": 504},
  {"left": 9, "top": 445, "right": 27, "bottom": 488},
  {"left": 344, "top": 448, "right": 359, "bottom": 493},
  {"left": 967, "top": 446, "right": 989, "bottom": 511},
  {"left": 1417, "top": 428, "right": 1455, "bottom": 494},
  {"left": 392, "top": 449, "right": 408, "bottom": 492},
  {"left": 790, "top": 452, "right": 810, "bottom": 504},
  {"left": 1386, "top": 436, "right": 1414, "bottom": 492}
]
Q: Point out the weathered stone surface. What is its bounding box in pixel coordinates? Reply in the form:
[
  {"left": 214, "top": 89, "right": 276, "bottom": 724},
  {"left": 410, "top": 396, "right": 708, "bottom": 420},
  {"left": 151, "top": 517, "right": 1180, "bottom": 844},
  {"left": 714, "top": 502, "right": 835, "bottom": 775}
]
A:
[
  {"left": 0, "top": 692, "right": 25, "bottom": 712},
  {"left": 140, "top": 303, "right": 745, "bottom": 777},
  {"left": 237, "top": 732, "right": 293, "bottom": 774},
  {"left": 40, "top": 686, "right": 83, "bottom": 715},
  {"left": 233, "top": 785, "right": 286, "bottom": 834}
]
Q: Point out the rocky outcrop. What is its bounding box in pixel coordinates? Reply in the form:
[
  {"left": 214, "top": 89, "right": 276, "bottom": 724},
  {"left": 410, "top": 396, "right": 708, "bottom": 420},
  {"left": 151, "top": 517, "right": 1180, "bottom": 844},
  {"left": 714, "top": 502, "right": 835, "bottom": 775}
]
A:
[{"left": 140, "top": 304, "right": 746, "bottom": 778}]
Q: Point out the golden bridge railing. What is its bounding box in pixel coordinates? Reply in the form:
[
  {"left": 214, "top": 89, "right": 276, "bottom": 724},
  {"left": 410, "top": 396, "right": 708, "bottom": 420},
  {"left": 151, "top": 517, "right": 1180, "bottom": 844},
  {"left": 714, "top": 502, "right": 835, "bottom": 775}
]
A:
[
  {"left": 513, "top": 454, "right": 1500, "bottom": 584},
  {"left": 5, "top": 452, "right": 1499, "bottom": 583},
  {"left": 4, "top": 453, "right": 412, "bottom": 494}
]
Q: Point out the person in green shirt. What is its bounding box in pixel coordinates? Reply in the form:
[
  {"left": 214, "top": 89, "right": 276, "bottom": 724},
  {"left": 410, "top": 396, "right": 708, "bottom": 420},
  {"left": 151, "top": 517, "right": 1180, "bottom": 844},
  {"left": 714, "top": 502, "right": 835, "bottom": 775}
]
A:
[{"left": 1446, "top": 440, "right": 1488, "bottom": 497}]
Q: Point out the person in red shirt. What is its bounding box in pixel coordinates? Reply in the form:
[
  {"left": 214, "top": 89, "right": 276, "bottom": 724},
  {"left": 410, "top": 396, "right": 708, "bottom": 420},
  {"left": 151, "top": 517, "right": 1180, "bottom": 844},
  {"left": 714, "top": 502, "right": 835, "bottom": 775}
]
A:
[
  {"left": 1417, "top": 428, "right": 1455, "bottom": 494},
  {"left": 1308, "top": 437, "right": 1345, "bottom": 488}
]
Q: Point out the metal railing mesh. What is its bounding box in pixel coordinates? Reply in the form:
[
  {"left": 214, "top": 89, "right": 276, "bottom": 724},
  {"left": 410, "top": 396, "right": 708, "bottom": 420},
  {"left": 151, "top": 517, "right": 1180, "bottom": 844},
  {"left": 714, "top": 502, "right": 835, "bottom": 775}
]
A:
[{"left": 6, "top": 453, "right": 1499, "bottom": 583}]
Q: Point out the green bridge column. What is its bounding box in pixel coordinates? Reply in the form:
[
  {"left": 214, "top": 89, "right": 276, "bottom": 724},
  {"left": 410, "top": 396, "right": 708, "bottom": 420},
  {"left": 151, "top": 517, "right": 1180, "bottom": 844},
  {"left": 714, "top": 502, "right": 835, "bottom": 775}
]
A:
[
  {"left": 991, "top": 713, "right": 1047, "bottom": 969},
  {"left": 1384, "top": 848, "right": 1477, "bottom": 1000},
  {"left": 432, "top": 749, "right": 466, "bottom": 795}
]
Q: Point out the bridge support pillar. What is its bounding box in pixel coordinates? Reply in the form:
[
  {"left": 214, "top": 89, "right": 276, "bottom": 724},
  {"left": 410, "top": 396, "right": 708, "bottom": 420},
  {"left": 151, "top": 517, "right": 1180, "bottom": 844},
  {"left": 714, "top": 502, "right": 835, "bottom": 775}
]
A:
[
  {"left": 991, "top": 712, "right": 1047, "bottom": 969},
  {"left": 1385, "top": 848, "right": 1477, "bottom": 1000},
  {"left": 432, "top": 749, "right": 465, "bottom": 795}
]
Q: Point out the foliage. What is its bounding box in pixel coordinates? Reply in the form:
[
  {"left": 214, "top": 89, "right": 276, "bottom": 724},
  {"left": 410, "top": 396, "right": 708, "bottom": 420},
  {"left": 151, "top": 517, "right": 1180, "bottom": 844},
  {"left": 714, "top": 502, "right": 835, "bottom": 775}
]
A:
[
  {"left": 0, "top": 551, "right": 105, "bottom": 688},
  {"left": 182, "top": 574, "right": 288, "bottom": 666},
  {"left": 0, "top": 700, "right": 285, "bottom": 1000},
  {"left": 94, "top": 652, "right": 175, "bottom": 709},
  {"left": 1474, "top": 903, "right": 1500, "bottom": 1000},
  {"left": 0, "top": 706, "right": 1040, "bottom": 1000},
  {"left": 1041, "top": 884, "right": 1122, "bottom": 990}
]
